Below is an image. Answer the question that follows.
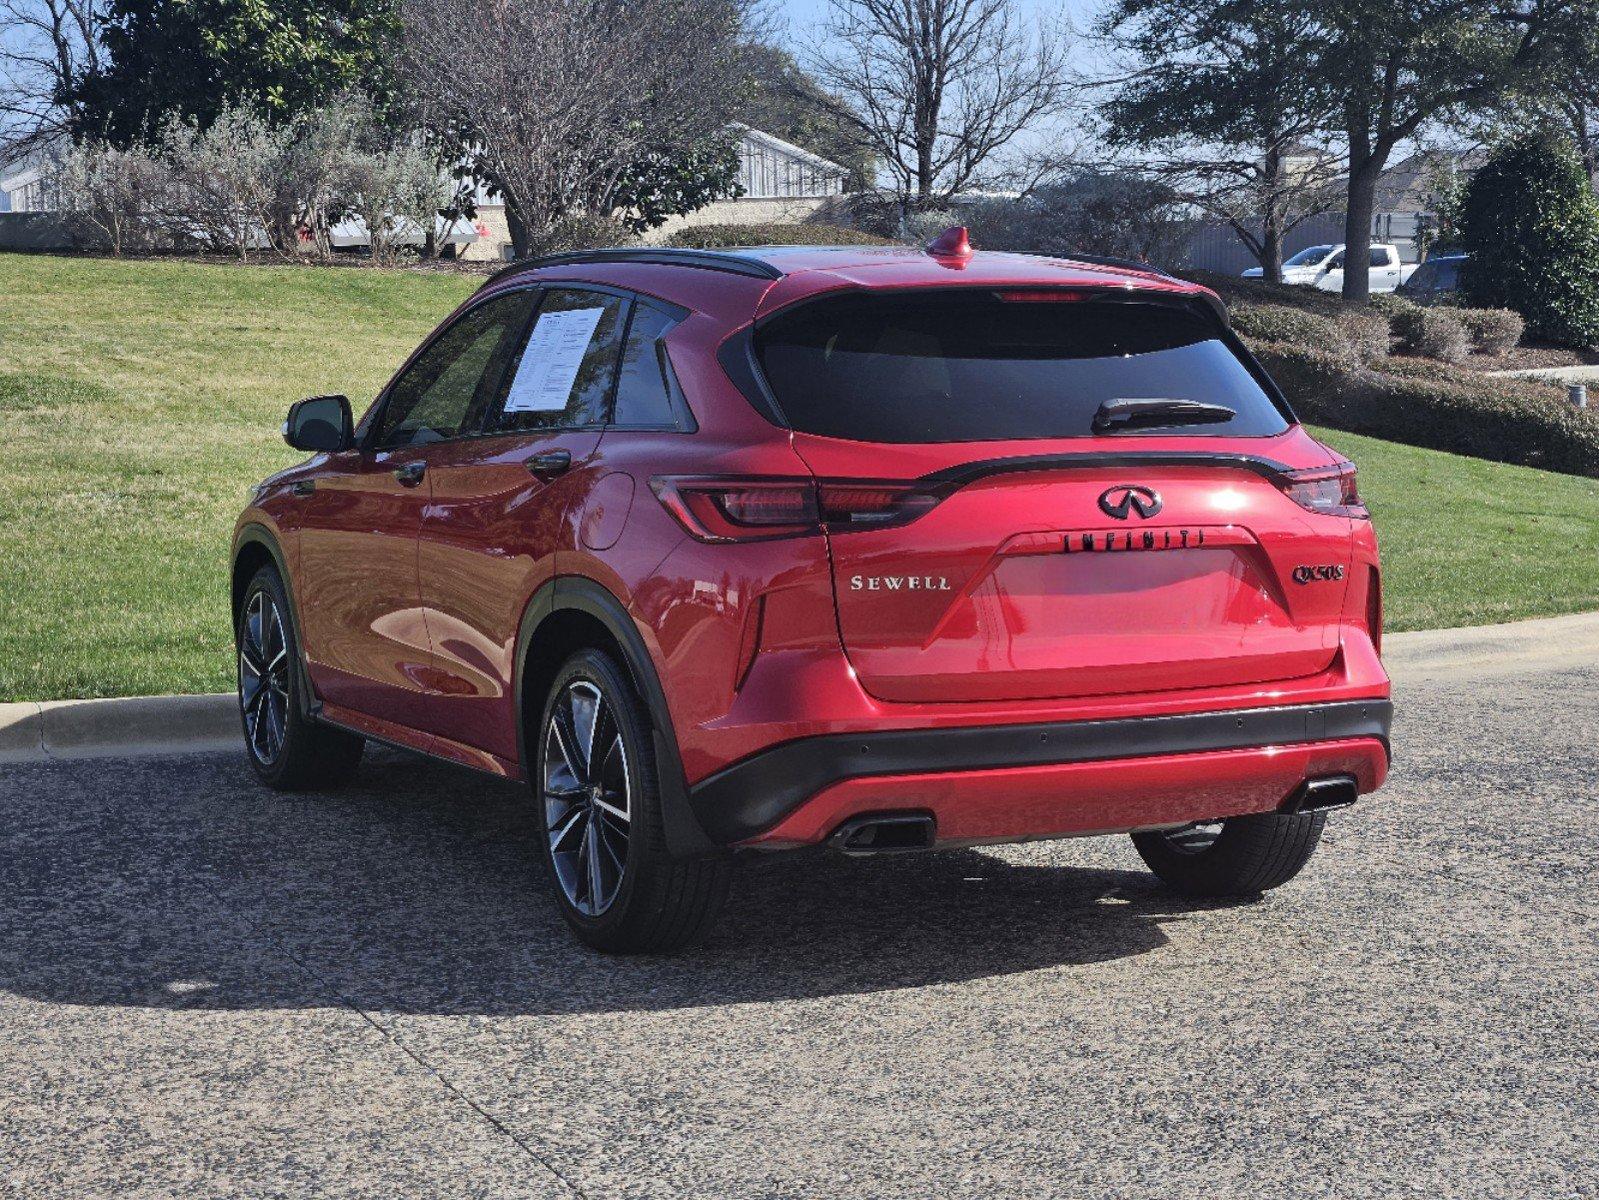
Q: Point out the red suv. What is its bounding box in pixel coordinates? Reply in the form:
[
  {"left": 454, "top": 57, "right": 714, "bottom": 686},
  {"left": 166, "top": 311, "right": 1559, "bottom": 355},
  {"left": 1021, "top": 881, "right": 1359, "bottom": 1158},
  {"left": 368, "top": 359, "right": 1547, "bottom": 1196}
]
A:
[{"left": 231, "top": 232, "right": 1390, "bottom": 952}]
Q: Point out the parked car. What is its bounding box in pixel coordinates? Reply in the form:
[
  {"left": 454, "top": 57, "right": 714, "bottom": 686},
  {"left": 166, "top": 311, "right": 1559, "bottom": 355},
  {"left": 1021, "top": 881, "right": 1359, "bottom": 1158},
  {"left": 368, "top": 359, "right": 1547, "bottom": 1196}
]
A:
[
  {"left": 1395, "top": 253, "right": 1467, "bottom": 305},
  {"left": 232, "top": 231, "right": 1392, "bottom": 952},
  {"left": 1242, "top": 243, "right": 1415, "bottom": 293}
]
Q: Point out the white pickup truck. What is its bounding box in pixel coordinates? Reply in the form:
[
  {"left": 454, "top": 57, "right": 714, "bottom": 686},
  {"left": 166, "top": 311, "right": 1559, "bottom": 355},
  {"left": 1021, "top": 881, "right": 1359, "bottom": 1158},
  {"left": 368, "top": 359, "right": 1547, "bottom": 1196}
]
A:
[{"left": 1242, "top": 243, "right": 1416, "bottom": 293}]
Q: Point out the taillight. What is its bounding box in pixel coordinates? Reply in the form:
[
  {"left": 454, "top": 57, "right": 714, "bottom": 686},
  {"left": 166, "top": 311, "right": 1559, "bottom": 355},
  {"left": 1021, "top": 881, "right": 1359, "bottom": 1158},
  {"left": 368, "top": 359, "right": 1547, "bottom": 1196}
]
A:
[
  {"left": 1279, "top": 461, "right": 1368, "bottom": 519},
  {"left": 817, "top": 484, "right": 941, "bottom": 530},
  {"left": 652, "top": 477, "right": 942, "bottom": 542},
  {"left": 651, "top": 478, "right": 819, "bottom": 542}
]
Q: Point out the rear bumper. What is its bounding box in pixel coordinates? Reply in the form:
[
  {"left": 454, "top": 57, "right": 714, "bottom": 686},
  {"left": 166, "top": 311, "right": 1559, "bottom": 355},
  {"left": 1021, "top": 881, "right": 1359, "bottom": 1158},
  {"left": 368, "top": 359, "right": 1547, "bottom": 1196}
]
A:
[{"left": 686, "top": 699, "right": 1392, "bottom": 847}]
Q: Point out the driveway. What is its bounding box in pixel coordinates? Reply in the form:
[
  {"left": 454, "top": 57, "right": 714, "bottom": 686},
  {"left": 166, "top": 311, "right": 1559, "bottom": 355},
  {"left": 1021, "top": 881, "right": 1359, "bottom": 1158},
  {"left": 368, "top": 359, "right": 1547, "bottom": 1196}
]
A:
[{"left": 2, "top": 622, "right": 1595, "bottom": 1199}]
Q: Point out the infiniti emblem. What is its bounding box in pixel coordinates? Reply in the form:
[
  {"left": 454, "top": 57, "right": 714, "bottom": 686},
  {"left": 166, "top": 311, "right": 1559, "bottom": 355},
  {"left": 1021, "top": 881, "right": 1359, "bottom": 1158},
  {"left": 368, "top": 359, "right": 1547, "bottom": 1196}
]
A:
[{"left": 1098, "top": 484, "right": 1163, "bottom": 520}]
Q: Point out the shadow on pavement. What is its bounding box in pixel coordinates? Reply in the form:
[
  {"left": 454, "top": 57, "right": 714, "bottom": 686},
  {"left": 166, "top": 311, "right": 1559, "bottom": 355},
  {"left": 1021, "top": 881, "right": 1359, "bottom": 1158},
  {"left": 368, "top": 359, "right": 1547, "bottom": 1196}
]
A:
[{"left": 0, "top": 746, "right": 1252, "bottom": 1017}]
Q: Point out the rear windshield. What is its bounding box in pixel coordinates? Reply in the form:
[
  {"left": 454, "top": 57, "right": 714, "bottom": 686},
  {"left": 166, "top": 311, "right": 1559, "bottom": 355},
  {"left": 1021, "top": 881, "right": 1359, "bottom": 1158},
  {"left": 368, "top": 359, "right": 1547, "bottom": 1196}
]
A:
[{"left": 752, "top": 291, "right": 1290, "bottom": 443}]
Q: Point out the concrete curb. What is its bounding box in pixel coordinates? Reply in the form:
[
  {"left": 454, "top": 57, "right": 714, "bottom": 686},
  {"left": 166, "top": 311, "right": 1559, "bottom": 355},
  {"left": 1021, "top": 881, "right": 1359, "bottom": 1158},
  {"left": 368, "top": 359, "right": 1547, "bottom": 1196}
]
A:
[
  {"left": 0, "top": 694, "right": 237, "bottom": 765},
  {"left": 2, "top": 609, "right": 1597, "bottom": 765}
]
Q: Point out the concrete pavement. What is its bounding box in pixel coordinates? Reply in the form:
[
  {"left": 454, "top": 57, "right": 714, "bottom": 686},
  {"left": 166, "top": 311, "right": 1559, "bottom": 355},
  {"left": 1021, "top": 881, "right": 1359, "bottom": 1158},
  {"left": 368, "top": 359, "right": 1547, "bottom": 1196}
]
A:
[{"left": 1, "top": 633, "right": 1595, "bottom": 1198}]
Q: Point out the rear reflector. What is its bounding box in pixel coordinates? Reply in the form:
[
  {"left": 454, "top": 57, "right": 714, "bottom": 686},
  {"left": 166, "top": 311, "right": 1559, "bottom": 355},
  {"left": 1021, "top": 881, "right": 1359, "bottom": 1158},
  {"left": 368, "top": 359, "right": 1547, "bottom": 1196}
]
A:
[
  {"left": 1366, "top": 566, "right": 1384, "bottom": 656},
  {"left": 1278, "top": 460, "right": 1368, "bottom": 519},
  {"left": 652, "top": 477, "right": 943, "bottom": 543}
]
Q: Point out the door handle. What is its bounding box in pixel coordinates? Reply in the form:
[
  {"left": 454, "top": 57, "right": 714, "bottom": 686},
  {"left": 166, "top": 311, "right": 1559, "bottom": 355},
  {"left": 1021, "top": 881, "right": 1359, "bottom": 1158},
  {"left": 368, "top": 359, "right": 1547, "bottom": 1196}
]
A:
[
  {"left": 394, "top": 461, "right": 426, "bottom": 487},
  {"left": 526, "top": 449, "right": 572, "bottom": 480}
]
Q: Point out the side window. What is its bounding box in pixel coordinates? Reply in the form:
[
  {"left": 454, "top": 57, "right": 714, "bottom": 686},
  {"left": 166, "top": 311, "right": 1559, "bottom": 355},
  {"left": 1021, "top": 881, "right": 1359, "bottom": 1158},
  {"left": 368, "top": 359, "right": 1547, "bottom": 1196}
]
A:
[
  {"left": 611, "top": 303, "right": 686, "bottom": 428},
  {"left": 491, "top": 288, "right": 627, "bottom": 433},
  {"left": 1327, "top": 251, "right": 1346, "bottom": 269},
  {"left": 376, "top": 291, "right": 535, "bottom": 448},
  {"left": 1370, "top": 247, "right": 1392, "bottom": 267}
]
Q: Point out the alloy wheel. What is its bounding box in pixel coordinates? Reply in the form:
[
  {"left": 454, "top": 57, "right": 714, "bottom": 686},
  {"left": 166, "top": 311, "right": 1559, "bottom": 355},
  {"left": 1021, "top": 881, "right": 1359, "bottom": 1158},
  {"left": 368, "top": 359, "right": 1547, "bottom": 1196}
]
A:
[
  {"left": 238, "top": 589, "right": 290, "bottom": 765},
  {"left": 543, "top": 679, "right": 631, "bottom": 916}
]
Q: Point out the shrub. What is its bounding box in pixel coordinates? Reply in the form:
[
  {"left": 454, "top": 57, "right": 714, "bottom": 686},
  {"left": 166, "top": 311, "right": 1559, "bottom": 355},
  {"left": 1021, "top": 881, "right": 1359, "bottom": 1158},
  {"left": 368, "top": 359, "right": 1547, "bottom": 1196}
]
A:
[
  {"left": 1249, "top": 339, "right": 1599, "bottom": 477},
  {"left": 1456, "top": 135, "right": 1599, "bottom": 349},
  {"left": 1333, "top": 310, "right": 1392, "bottom": 364},
  {"left": 1457, "top": 307, "right": 1525, "bottom": 355},
  {"left": 159, "top": 108, "right": 289, "bottom": 260},
  {"left": 57, "top": 140, "right": 173, "bottom": 255},
  {"left": 1391, "top": 305, "right": 1470, "bottom": 362},
  {"left": 1368, "top": 292, "right": 1418, "bottom": 321},
  {"left": 664, "top": 222, "right": 895, "bottom": 248},
  {"left": 1230, "top": 304, "right": 1353, "bottom": 360},
  {"left": 522, "top": 213, "right": 638, "bottom": 257}
]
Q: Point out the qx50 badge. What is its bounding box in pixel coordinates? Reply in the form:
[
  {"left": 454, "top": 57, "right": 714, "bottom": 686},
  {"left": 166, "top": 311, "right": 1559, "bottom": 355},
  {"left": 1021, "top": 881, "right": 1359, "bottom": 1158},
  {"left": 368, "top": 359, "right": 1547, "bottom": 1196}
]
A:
[
  {"left": 1292, "top": 564, "right": 1346, "bottom": 584},
  {"left": 1099, "top": 484, "right": 1162, "bottom": 520}
]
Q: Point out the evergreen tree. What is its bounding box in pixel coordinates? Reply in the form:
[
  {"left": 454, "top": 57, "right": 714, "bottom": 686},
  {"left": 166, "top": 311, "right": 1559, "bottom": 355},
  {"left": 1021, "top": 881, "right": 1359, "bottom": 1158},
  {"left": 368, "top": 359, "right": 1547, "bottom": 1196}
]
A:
[{"left": 1457, "top": 134, "right": 1599, "bottom": 349}]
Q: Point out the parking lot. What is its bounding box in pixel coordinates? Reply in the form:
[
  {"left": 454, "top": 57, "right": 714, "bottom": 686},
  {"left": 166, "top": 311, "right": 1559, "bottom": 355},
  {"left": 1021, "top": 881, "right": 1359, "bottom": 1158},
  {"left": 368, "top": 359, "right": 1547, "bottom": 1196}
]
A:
[{"left": 2, "top": 619, "right": 1596, "bottom": 1199}]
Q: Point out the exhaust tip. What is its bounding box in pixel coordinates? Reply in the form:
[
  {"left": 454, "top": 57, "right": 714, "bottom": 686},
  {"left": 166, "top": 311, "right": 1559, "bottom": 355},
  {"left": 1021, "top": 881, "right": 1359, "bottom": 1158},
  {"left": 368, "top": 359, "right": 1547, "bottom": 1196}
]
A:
[
  {"left": 1283, "top": 774, "right": 1359, "bottom": 815},
  {"left": 829, "top": 812, "right": 937, "bottom": 856}
]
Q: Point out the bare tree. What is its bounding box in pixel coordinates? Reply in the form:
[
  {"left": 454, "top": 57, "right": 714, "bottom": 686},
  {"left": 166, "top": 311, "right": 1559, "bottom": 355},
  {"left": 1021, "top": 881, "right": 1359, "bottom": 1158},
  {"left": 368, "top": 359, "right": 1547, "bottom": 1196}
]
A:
[
  {"left": 808, "top": 0, "right": 1071, "bottom": 214},
  {"left": 400, "top": 0, "right": 751, "bottom": 257},
  {"left": 0, "top": 0, "right": 102, "bottom": 154}
]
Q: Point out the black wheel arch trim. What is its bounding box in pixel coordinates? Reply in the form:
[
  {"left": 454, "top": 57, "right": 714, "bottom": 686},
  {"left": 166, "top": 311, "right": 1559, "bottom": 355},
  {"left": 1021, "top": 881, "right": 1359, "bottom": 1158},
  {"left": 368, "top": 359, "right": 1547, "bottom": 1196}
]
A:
[
  {"left": 513, "top": 576, "right": 720, "bottom": 859},
  {"left": 232, "top": 523, "right": 320, "bottom": 721},
  {"left": 687, "top": 699, "right": 1394, "bottom": 844}
]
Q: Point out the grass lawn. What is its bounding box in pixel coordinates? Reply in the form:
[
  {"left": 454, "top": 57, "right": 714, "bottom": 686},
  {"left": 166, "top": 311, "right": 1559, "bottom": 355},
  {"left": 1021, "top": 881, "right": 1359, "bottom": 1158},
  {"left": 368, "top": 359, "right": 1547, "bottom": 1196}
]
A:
[
  {"left": 0, "top": 254, "right": 474, "bottom": 701},
  {"left": 1, "top": 253, "right": 1596, "bottom": 701}
]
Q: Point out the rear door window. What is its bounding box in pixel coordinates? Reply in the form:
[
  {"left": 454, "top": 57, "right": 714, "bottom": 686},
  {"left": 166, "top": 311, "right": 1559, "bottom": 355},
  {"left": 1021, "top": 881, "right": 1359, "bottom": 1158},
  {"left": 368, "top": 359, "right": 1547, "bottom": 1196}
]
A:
[
  {"left": 752, "top": 291, "right": 1289, "bottom": 443},
  {"left": 489, "top": 287, "right": 628, "bottom": 432}
]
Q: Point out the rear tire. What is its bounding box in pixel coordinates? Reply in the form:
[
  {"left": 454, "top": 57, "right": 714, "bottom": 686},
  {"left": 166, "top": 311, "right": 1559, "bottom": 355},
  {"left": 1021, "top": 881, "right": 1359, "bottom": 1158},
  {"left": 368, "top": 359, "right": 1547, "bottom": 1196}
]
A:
[
  {"left": 533, "top": 648, "right": 731, "bottom": 953},
  {"left": 1131, "top": 810, "right": 1326, "bottom": 897},
  {"left": 236, "top": 564, "right": 364, "bottom": 790}
]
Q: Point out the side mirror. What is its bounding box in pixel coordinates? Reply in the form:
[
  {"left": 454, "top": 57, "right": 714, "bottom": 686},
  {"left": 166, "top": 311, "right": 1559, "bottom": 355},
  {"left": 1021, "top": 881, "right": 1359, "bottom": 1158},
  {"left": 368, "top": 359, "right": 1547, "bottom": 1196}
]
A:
[{"left": 284, "top": 394, "right": 353, "bottom": 453}]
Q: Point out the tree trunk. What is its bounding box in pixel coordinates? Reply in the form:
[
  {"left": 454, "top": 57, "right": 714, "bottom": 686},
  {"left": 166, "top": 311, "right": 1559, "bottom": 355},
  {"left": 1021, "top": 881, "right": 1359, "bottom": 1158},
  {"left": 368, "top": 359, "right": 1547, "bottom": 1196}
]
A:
[
  {"left": 1342, "top": 154, "right": 1382, "bottom": 303},
  {"left": 1261, "top": 147, "right": 1285, "bottom": 284},
  {"left": 1263, "top": 219, "right": 1284, "bottom": 284},
  {"left": 916, "top": 140, "right": 935, "bottom": 207},
  {"left": 505, "top": 201, "right": 532, "bottom": 260}
]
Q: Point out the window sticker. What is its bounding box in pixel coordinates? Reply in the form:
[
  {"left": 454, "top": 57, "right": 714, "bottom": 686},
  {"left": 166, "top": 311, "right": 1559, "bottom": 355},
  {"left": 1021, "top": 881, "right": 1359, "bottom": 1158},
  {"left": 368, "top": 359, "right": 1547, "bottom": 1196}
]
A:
[{"left": 503, "top": 306, "right": 606, "bottom": 413}]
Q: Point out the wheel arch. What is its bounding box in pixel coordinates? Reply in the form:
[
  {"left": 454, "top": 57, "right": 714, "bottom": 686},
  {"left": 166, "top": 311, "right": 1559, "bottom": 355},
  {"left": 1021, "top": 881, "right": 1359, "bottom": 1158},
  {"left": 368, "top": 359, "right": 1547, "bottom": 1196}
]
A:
[{"left": 514, "top": 576, "right": 718, "bottom": 859}]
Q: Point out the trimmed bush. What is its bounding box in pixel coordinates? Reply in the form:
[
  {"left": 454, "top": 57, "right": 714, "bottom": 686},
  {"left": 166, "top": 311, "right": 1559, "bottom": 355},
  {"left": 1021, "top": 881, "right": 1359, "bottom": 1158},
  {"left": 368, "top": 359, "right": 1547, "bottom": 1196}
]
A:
[
  {"left": 1391, "top": 305, "right": 1470, "bottom": 362},
  {"left": 1229, "top": 303, "right": 1350, "bottom": 356},
  {"left": 664, "top": 223, "right": 894, "bottom": 248},
  {"left": 1249, "top": 338, "right": 1599, "bottom": 477},
  {"left": 1368, "top": 292, "right": 1418, "bottom": 321},
  {"left": 1333, "top": 310, "right": 1392, "bottom": 364},
  {"left": 1457, "top": 307, "right": 1525, "bottom": 355},
  {"left": 1456, "top": 135, "right": 1599, "bottom": 349}
]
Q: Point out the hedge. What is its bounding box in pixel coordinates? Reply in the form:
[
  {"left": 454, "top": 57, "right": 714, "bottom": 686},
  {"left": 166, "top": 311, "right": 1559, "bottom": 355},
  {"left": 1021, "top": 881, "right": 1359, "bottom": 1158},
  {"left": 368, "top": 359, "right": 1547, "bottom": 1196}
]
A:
[
  {"left": 664, "top": 223, "right": 895, "bottom": 249},
  {"left": 1249, "top": 337, "right": 1599, "bottom": 477}
]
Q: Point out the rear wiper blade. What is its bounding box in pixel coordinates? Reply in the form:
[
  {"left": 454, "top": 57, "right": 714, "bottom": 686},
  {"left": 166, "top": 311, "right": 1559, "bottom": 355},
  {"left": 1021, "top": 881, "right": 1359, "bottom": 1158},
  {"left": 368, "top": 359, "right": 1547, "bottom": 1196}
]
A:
[{"left": 1092, "top": 397, "right": 1238, "bottom": 433}]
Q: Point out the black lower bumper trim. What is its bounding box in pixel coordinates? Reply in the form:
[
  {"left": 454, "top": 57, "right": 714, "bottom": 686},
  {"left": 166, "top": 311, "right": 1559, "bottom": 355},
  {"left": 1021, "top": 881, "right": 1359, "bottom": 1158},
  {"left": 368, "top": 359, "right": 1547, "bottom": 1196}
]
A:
[{"left": 687, "top": 699, "right": 1392, "bottom": 843}]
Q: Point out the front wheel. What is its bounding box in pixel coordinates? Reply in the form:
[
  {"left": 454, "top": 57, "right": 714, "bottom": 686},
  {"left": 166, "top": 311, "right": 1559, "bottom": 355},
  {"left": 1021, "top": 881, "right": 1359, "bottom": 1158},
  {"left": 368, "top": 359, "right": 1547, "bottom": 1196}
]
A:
[
  {"left": 1130, "top": 810, "right": 1326, "bottom": 897},
  {"left": 534, "top": 648, "right": 730, "bottom": 953},
  {"left": 236, "top": 564, "right": 363, "bottom": 790}
]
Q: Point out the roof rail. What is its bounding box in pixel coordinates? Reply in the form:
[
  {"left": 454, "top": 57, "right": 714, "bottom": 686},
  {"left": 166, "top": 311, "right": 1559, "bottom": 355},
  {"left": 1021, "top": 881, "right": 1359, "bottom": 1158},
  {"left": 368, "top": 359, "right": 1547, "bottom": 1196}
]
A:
[{"left": 485, "top": 246, "right": 784, "bottom": 285}]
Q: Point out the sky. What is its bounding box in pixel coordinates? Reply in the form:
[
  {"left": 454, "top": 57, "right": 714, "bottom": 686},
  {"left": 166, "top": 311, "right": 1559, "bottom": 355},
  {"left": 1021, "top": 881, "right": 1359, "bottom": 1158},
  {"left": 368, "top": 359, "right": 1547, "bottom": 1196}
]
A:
[{"left": 770, "top": 0, "right": 1113, "bottom": 169}]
